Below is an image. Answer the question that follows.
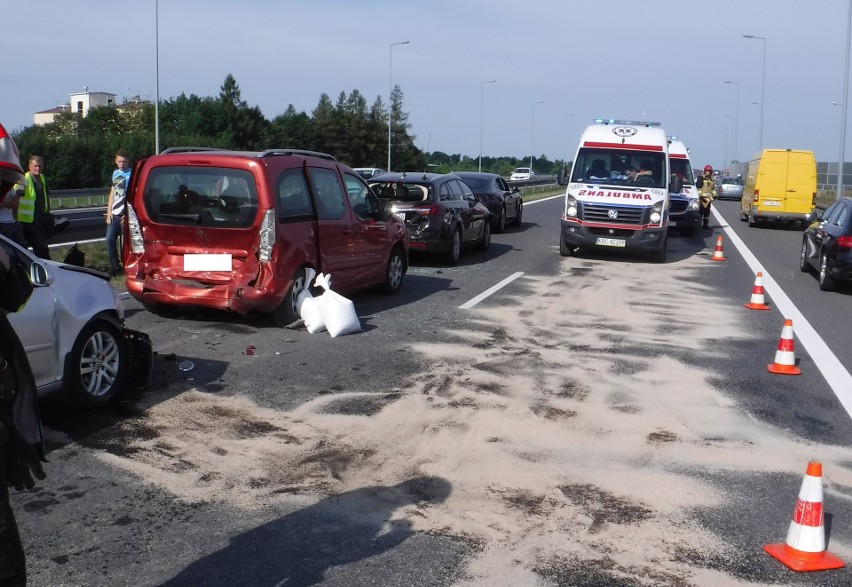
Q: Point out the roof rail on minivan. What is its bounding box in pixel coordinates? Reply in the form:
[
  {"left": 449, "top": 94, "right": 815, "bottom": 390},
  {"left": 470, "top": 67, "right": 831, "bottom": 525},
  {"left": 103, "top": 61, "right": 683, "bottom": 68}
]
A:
[
  {"left": 159, "top": 146, "right": 227, "bottom": 155},
  {"left": 258, "top": 149, "right": 336, "bottom": 162}
]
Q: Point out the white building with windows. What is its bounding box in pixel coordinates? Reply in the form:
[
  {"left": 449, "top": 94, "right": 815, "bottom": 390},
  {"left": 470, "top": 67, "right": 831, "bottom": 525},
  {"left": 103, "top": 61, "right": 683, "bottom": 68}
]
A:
[{"left": 33, "top": 89, "right": 117, "bottom": 126}]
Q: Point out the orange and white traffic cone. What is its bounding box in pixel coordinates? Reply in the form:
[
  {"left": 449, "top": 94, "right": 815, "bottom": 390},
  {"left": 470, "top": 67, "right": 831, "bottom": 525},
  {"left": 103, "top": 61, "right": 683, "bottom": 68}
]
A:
[
  {"left": 767, "top": 319, "right": 801, "bottom": 375},
  {"left": 744, "top": 271, "right": 770, "bottom": 310},
  {"left": 710, "top": 235, "right": 727, "bottom": 261},
  {"left": 764, "top": 461, "right": 845, "bottom": 572}
]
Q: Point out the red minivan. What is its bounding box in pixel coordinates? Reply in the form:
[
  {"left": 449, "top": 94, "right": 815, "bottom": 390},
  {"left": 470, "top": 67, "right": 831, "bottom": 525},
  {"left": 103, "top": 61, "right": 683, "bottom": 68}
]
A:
[{"left": 123, "top": 148, "right": 408, "bottom": 325}]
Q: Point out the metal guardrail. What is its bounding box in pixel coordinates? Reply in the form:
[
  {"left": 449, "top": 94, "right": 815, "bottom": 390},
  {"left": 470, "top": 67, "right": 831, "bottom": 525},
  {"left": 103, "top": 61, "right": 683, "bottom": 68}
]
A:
[{"left": 51, "top": 188, "right": 109, "bottom": 209}]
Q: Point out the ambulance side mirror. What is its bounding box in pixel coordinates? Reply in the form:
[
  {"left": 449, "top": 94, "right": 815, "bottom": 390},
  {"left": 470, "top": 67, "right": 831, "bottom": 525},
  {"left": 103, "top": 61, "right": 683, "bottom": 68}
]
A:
[
  {"left": 669, "top": 175, "right": 683, "bottom": 194},
  {"left": 557, "top": 168, "right": 568, "bottom": 186}
]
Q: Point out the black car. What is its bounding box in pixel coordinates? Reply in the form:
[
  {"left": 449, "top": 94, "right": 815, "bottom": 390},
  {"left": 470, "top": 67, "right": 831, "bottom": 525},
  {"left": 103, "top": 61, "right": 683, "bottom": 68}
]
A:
[
  {"left": 453, "top": 172, "right": 523, "bottom": 233},
  {"left": 368, "top": 172, "right": 491, "bottom": 265},
  {"left": 800, "top": 197, "right": 852, "bottom": 291}
]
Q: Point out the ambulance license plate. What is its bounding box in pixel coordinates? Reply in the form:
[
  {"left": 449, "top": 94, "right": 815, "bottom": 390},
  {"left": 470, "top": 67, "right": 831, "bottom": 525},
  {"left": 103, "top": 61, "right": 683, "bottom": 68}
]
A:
[
  {"left": 596, "top": 237, "right": 626, "bottom": 247},
  {"left": 667, "top": 221, "right": 677, "bottom": 227},
  {"left": 762, "top": 200, "right": 782, "bottom": 207}
]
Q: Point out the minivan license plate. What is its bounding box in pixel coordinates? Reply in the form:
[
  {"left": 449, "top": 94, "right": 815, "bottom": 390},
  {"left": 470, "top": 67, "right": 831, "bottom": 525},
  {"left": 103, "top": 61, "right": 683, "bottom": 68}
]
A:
[
  {"left": 184, "top": 254, "right": 232, "bottom": 271},
  {"left": 762, "top": 200, "right": 781, "bottom": 207},
  {"left": 596, "top": 237, "right": 626, "bottom": 247}
]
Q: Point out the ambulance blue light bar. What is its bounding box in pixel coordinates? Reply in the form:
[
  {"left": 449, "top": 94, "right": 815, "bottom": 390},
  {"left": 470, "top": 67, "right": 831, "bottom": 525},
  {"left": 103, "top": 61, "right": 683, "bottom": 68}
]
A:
[{"left": 593, "top": 118, "right": 662, "bottom": 127}]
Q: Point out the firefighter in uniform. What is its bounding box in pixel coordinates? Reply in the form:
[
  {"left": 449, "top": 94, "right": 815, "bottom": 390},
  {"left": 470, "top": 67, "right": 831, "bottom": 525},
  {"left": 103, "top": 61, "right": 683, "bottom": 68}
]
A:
[{"left": 698, "top": 164, "right": 715, "bottom": 228}]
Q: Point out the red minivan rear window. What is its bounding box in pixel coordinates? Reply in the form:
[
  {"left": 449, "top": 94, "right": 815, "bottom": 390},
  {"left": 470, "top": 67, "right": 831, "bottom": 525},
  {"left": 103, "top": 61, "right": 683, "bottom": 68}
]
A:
[{"left": 143, "top": 166, "right": 259, "bottom": 228}]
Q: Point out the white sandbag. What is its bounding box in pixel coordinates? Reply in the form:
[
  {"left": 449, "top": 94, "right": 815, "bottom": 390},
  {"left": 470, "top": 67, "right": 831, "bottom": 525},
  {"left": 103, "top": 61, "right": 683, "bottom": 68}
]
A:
[
  {"left": 296, "top": 268, "right": 325, "bottom": 333},
  {"left": 298, "top": 291, "right": 326, "bottom": 334},
  {"left": 313, "top": 273, "right": 361, "bottom": 337}
]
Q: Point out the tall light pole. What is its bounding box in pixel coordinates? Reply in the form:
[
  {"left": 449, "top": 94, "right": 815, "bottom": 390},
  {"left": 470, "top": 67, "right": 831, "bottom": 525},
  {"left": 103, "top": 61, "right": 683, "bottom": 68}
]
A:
[
  {"left": 837, "top": 1, "right": 852, "bottom": 200},
  {"left": 155, "top": 0, "right": 160, "bottom": 154},
  {"left": 530, "top": 100, "right": 543, "bottom": 171},
  {"left": 743, "top": 34, "right": 766, "bottom": 149},
  {"left": 723, "top": 80, "right": 740, "bottom": 164},
  {"left": 479, "top": 80, "right": 496, "bottom": 172},
  {"left": 387, "top": 40, "right": 409, "bottom": 172}
]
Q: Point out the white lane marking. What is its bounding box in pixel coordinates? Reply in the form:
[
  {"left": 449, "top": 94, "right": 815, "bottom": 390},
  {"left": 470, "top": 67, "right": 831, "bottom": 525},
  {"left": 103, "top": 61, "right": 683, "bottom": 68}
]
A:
[
  {"left": 711, "top": 207, "right": 852, "bottom": 419},
  {"left": 459, "top": 272, "right": 525, "bottom": 309}
]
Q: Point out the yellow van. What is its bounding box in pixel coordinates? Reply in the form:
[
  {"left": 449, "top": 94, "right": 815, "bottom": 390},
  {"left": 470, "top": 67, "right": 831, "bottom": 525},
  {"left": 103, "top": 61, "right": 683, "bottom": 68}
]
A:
[{"left": 740, "top": 149, "right": 816, "bottom": 228}]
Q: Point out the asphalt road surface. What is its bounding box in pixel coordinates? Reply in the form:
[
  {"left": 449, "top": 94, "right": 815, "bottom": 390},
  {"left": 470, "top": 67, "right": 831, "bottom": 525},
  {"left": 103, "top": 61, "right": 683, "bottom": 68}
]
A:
[{"left": 15, "top": 196, "right": 852, "bottom": 586}]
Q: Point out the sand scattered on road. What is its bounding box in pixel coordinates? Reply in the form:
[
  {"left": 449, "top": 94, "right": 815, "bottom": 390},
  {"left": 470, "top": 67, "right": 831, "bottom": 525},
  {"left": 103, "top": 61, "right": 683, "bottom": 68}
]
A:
[{"left": 97, "top": 254, "right": 852, "bottom": 585}]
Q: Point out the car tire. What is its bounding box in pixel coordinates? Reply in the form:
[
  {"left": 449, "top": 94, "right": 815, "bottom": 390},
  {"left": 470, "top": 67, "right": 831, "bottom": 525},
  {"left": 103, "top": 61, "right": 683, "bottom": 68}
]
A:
[
  {"left": 799, "top": 239, "right": 811, "bottom": 273},
  {"left": 445, "top": 227, "right": 462, "bottom": 265},
  {"left": 651, "top": 235, "right": 667, "bottom": 263},
  {"left": 68, "top": 318, "right": 128, "bottom": 407},
  {"left": 475, "top": 220, "right": 491, "bottom": 252},
  {"left": 272, "top": 267, "right": 309, "bottom": 327},
  {"left": 381, "top": 246, "right": 406, "bottom": 294},
  {"left": 559, "top": 238, "right": 572, "bottom": 257},
  {"left": 513, "top": 201, "right": 523, "bottom": 226},
  {"left": 494, "top": 207, "right": 506, "bottom": 233},
  {"left": 819, "top": 251, "right": 836, "bottom": 291}
]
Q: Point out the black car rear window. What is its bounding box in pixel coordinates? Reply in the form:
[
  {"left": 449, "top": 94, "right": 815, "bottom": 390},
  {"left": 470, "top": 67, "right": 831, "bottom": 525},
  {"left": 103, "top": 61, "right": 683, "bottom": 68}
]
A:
[
  {"left": 458, "top": 176, "right": 490, "bottom": 190},
  {"left": 370, "top": 182, "right": 430, "bottom": 202},
  {"left": 142, "top": 166, "right": 258, "bottom": 228}
]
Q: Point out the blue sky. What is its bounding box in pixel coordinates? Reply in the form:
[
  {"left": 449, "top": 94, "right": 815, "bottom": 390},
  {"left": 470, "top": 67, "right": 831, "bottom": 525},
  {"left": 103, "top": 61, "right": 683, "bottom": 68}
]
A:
[{"left": 4, "top": 0, "right": 852, "bottom": 171}]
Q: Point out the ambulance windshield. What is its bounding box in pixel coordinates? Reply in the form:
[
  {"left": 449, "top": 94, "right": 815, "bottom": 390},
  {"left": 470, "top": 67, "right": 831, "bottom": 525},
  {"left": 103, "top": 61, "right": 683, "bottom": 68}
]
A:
[
  {"left": 571, "top": 149, "right": 666, "bottom": 189},
  {"left": 670, "top": 158, "right": 694, "bottom": 186}
]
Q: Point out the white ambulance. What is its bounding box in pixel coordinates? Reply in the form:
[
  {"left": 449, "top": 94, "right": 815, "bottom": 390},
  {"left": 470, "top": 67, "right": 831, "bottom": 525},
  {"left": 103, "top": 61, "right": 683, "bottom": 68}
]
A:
[
  {"left": 557, "top": 119, "right": 681, "bottom": 262},
  {"left": 667, "top": 139, "right": 701, "bottom": 237}
]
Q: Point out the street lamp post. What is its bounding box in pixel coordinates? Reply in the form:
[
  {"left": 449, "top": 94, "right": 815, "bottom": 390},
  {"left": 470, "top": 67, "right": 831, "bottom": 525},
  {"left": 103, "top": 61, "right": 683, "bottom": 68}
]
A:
[
  {"left": 530, "top": 100, "right": 543, "bottom": 172},
  {"left": 723, "top": 80, "right": 740, "bottom": 164},
  {"left": 743, "top": 34, "right": 767, "bottom": 149},
  {"left": 479, "top": 80, "right": 496, "bottom": 172},
  {"left": 155, "top": 0, "right": 160, "bottom": 154},
  {"left": 837, "top": 0, "right": 852, "bottom": 200},
  {"left": 387, "top": 40, "right": 410, "bottom": 172}
]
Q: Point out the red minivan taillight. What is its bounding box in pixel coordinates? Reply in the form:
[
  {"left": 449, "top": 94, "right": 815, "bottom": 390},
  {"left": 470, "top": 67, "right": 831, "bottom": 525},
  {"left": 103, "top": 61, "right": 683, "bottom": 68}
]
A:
[{"left": 752, "top": 188, "right": 760, "bottom": 203}]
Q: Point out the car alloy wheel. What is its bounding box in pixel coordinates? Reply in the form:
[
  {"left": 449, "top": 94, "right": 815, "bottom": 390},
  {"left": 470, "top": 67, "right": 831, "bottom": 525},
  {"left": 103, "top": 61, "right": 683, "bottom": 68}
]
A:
[
  {"left": 272, "top": 268, "right": 309, "bottom": 326},
  {"left": 495, "top": 207, "right": 506, "bottom": 233},
  {"left": 445, "top": 228, "right": 462, "bottom": 265},
  {"left": 70, "top": 319, "right": 127, "bottom": 406},
  {"left": 819, "top": 252, "right": 836, "bottom": 291},
  {"left": 476, "top": 220, "right": 491, "bottom": 252},
  {"left": 382, "top": 247, "right": 406, "bottom": 294},
  {"left": 799, "top": 239, "right": 810, "bottom": 273}
]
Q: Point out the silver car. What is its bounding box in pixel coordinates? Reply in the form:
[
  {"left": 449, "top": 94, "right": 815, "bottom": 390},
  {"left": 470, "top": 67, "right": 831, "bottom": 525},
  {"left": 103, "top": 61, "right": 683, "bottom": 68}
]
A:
[
  {"left": 716, "top": 177, "right": 744, "bottom": 201},
  {"left": 2, "top": 235, "right": 151, "bottom": 407}
]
